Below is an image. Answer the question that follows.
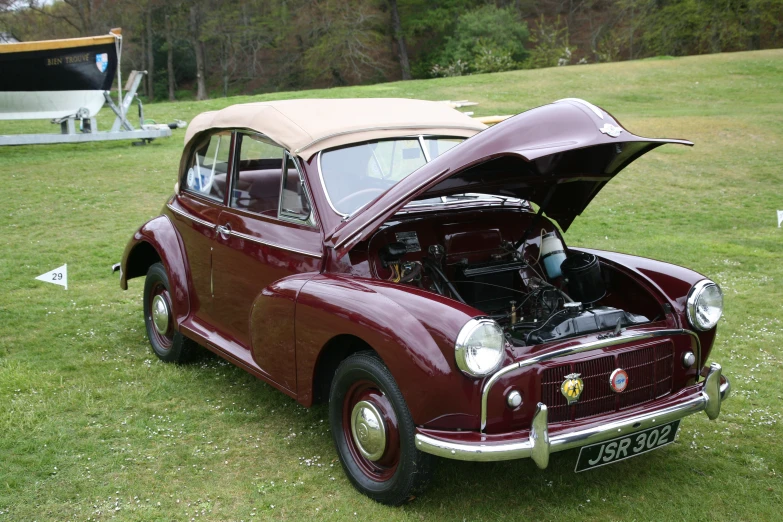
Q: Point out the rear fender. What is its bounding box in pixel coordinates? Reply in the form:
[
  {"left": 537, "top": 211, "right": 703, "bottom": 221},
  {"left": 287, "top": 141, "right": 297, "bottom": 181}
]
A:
[
  {"left": 120, "top": 215, "right": 191, "bottom": 325},
  {"left": 295, "top": 274, "right": 487, "bottom": 428}
]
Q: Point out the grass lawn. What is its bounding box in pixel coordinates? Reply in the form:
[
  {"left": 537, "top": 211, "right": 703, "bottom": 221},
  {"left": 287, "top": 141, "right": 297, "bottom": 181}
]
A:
[{"left": 1, "top": 49, "right": 782, "bottom": 521}]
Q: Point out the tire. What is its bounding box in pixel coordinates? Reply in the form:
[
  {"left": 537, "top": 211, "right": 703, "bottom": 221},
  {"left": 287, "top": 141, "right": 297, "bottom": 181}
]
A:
[
  {"left": 329, "top": 351, "right": 434, "bottom": 505},
  {"left": 143, "top": 262, "right": 198, "bottom": 363}
]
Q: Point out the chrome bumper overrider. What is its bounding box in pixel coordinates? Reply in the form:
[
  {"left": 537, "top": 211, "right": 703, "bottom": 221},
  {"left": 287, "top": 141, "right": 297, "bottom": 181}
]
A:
[{"left": 415, "top": 362, "right": 730, "bottom": 466}]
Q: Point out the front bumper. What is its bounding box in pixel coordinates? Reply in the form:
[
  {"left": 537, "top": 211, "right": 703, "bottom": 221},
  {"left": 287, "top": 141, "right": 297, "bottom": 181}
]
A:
[{"left": 415, "top": 362, "right": 730, "bottom": 467}]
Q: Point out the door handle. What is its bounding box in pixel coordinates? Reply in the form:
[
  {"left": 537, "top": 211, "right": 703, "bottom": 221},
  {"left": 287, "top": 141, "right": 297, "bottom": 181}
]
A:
[{"left": 216, "top": 224, "right": 231, "bottom": 240}]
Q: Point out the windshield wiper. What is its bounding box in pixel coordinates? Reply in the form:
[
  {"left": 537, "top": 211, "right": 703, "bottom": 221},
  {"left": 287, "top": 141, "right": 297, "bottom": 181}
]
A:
[
  {"left": 401, "top": 193, "right": 518, "bottom": 211},
  {"left": 441, "top": 194, "right": 479, "bottom": 201},
  {"left": 444, "top": 193, "right": 514, "bottom": 204}
]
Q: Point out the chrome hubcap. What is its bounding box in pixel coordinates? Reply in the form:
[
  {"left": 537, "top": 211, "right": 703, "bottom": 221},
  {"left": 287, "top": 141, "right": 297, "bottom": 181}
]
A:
[
  {"left": 350, "top": 400, "right": 386, "bottom": 461},
  {"left": 151, "top": 294, "right": 170, "bottom": 335}
]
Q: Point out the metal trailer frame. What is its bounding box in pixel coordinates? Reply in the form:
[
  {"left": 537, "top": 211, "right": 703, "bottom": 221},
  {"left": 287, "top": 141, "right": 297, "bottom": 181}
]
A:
[{"left": 0, "top": 70, "right": 172, "bottom": 146}]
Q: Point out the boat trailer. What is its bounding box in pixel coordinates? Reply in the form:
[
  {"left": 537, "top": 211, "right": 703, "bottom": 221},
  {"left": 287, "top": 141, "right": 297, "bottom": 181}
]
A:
[{"left": 0, "top": 70, "right": 173, "bottom": 146}]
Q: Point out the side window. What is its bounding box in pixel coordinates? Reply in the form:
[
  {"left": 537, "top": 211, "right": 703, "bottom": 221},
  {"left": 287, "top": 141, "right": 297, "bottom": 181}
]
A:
[
  {"left": 280, "top": 153, "right": 314, "bottom": 225},
  {"left": 231, "top": 134, "right": 285, "bottom": 216},
  {"left": 184, "top": 132, "right": 231, "bottom": 201}
]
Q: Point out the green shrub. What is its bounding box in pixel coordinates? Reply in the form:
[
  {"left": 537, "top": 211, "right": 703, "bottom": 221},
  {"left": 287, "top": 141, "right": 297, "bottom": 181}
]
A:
[
  {"left": 431, "top": 4, "right": 528, "bottom": 76},
  {"left": 430, "top": 59, "right": 469, "bottom": 77},
  {"left": 526, "top": 15, "right": 577, "bottom": 69},
  {"left": 472, "top": 40, "right": 518, "bottom": 73}
]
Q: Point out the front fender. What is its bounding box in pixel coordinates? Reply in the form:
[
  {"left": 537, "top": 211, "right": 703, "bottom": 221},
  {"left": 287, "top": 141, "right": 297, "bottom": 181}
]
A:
[
  {"left": 120, "top": 214, "right": 192, "bottom": 325},
  {"left": 295, "top": 274, "right": 487, "bottom": 428},
  {"left": 580, "top": 248, "right": 718, "bottom": 363}
]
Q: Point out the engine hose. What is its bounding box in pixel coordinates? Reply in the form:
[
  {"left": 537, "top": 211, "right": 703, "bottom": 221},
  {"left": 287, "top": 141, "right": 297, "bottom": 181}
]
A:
[
  {"left": 431, "top": 276, "right": 444, "bottom": 295},
  {"left": 399, "top": 262, "right": 423, "bottom": 283},
  {"left": 425, "top": 259, "right": 466, "bottom": 304},
  {"left": 522, "top": 308, "right": 571, "bottom": 343}
]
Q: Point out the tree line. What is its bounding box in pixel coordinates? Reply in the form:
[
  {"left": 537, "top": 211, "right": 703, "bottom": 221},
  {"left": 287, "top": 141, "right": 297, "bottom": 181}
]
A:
[{"left": 1, "top": 0, "right": 781, "bottom": 101}]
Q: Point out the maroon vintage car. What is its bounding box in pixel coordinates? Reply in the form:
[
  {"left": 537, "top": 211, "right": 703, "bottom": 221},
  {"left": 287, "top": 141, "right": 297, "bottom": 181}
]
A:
[{"left": 119, "top": 98, "right": 730, "bottom": 505}]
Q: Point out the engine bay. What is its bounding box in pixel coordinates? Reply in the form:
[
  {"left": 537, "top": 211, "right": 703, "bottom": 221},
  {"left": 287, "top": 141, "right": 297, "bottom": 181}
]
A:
[{"left": 365, "top": 209, "right": 662, "bottom": 346}]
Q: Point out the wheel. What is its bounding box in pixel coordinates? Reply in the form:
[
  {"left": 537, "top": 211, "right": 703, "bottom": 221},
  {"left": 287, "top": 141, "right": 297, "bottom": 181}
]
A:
[
  {"left": 143, "top": 262, "right": 197, "bottom": 363},
  {"left": 329, "top": 351, "right": 434, "bottom": 505}
]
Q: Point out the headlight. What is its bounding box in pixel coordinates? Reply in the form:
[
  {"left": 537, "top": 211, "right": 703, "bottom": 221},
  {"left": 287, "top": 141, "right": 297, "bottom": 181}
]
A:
[
  {"left": 455, "top": 318, "right": 505, "bottom": 377},
  {"left": 686, "top": 280, "right": 723, "bottom": 331}
]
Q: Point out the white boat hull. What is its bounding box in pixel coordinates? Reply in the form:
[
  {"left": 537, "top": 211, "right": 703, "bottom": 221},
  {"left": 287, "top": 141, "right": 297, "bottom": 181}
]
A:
[{"left": 0, "top": 90, "right": 106, "bottom": 120}]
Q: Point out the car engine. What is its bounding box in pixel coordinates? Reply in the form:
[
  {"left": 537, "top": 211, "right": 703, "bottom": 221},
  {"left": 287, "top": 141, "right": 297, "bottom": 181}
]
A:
[{"left": 373, "top": 226, "right": 651, "bottom": 346}]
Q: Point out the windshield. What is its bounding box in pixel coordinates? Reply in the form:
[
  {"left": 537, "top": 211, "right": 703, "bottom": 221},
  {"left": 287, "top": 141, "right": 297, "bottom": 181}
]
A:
[{"left": 320, "top": 136, "right": 463, "bottom": 215}]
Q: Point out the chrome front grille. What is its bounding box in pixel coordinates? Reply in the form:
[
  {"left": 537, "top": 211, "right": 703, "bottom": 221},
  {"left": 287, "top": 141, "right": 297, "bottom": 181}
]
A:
[{"left": 542, "top": 342, "right": 675, "bottom": 423}]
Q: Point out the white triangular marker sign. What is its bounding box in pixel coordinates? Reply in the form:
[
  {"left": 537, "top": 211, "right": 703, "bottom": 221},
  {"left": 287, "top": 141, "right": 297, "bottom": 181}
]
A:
[
  {"left": 778, "top": 210, "right": 783, "bottom": 228},
  {"left": 35, "top": 264, "right": 67, "bottom": 290}
]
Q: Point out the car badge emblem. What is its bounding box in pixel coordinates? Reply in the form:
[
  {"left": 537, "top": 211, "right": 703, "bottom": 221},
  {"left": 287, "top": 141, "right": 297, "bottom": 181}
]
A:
[
  {"left": 609, "top": 368, "right": 629, "bottom": 393},
  {"left": 599, "top": 123, "right": 623, "bottom": 137},
  {"left": 561, "top": 373, "right": 584, "bottom": 405}
]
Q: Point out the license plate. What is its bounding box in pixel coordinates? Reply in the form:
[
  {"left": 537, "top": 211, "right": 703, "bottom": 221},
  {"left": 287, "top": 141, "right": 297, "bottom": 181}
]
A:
[{"left": 574, "top": 419, "right": 680, "bottom": 472}]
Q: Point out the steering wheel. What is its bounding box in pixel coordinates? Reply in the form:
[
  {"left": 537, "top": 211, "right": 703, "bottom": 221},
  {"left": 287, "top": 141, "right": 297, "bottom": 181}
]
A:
[{"left": 336, "top": 188, "right": 385, "bottom": 212}]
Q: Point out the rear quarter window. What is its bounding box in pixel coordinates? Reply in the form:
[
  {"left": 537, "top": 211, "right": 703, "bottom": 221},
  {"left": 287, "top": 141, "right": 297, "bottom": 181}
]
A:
[{"left": 184, "top": 132, "right": 231, "bottom": 202}]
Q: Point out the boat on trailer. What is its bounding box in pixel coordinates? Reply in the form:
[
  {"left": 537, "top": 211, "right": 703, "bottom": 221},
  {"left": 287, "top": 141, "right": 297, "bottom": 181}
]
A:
[
  {"left": 0, "top": 29, "right": 120, "bottom": 120},
  {"left": 0, "top": 28, "right": 177, "bottom": 146}
]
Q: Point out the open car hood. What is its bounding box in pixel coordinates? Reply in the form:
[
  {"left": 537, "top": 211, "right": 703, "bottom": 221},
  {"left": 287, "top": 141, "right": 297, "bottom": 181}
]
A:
[{"left": 326, "top": 99, "right": 692, "bottom": 257}]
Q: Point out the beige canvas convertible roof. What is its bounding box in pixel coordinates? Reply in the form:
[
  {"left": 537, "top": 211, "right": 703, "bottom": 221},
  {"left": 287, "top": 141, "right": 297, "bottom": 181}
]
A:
[{"left": 184, "top": 98, "right": 487, "bottom": 159}]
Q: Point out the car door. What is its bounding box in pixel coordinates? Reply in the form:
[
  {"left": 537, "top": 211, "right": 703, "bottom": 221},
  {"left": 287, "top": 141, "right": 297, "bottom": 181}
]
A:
[
  {"left": 211, "top": 132, "right": 322, "bottom": 392},
  {"left": 167, "top": 131, "right": 233, "bottom": 325}
]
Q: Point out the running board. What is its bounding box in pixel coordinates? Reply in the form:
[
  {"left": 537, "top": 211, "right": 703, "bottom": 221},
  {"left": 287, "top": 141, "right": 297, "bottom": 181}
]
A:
[{"left": 179, "top": 318, "right": 298, "bottom": 399}]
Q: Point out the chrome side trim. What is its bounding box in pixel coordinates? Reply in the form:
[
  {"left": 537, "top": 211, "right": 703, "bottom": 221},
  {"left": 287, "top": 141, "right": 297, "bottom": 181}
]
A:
[
  {"left": 417, "top": 364, "right": 729, "bottom": 463},
  {"left": 167, "top": 203, "right": 322, "bottom": 258},
  {"left": 480, "top": 328, "right": 702, "bottom": 432},
  {"left": 229, "top": 229, "right": 323, "bottom": 259},
  {"left": 167, "top": 203, "right": 216, "bottom": 229}
]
